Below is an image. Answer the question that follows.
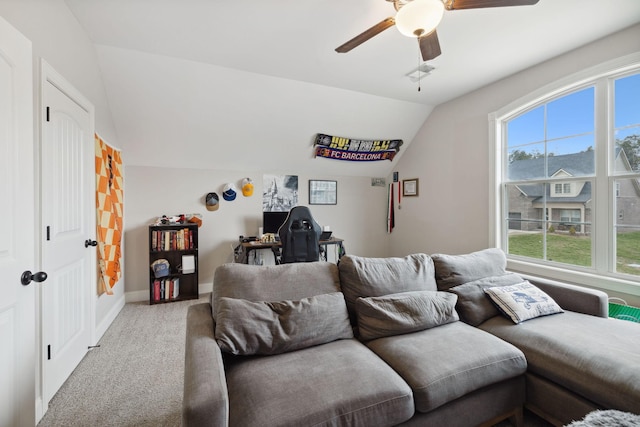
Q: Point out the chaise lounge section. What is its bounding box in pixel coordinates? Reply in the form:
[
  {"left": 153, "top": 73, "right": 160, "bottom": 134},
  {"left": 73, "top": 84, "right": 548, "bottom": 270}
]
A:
[{"left": 431, "top": 249, "right": 640, "bottom": 426}]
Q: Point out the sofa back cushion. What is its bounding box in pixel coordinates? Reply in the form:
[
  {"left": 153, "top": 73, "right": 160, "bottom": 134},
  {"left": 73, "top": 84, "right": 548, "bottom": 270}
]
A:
[
  {"left": 432, "top": 248, "right": 507, "bottom": 291},
  {"left": 212, "top": 262, "right": 340, "bottom": 316},
  {"left": 338, "top": 254, "right": 438, "bottom": 322}
]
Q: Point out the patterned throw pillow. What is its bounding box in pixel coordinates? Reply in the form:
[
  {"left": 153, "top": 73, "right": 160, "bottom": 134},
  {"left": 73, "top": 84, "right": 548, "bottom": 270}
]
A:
[{"left": 484, "top": 281, "right": 564, "bottom": 324}]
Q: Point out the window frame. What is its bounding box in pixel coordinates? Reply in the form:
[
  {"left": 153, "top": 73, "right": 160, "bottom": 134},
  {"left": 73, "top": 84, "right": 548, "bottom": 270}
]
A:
[{"left": 489, "top": 53, "right": 640, "bottom": 294}]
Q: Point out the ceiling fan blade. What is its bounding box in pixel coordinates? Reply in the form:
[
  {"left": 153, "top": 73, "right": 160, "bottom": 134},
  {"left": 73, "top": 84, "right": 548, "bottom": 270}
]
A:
[
  {"left": 445, "top": 0, "right": 538, "bottom": 10},
  {"left": 419, "top": 30, "right": 441, "bottom": 61},
  {"left": 335, "top": 17, "right": 396, "bottom": 53}
]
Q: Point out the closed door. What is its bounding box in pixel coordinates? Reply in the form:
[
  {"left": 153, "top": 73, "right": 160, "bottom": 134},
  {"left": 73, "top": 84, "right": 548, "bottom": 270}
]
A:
[
  {"left": 41, "top": 63, "right": 96, "bottom": 405},
  {"left": 0, "top": 16, "right": 37, "bottom": 427}
]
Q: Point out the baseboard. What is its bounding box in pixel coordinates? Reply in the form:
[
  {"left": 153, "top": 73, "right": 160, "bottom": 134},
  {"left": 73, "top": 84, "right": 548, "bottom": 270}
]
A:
[
  {"left": 125, "top": 282, "right": 213, "bottom": 304},
  {"left": 199, "top": 281, "right": 213, "bottom": 295},
  {"left": 125, "top": 289, "right": 149, "bottom": 303},
  {"left": 35, "top": 396, "right": 45, "bottom": 425},
  {"left": 95, "top": 294, "right": 126, "bottom": 342}
]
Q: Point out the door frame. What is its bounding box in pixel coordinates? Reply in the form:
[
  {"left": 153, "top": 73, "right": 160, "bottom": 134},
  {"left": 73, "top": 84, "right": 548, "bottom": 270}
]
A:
[
  {"left": 0, "top": 14, "right": 36, "bottom": 427},
  {"left": 36, "top": 59, "right": 97, "bottom": 420}
]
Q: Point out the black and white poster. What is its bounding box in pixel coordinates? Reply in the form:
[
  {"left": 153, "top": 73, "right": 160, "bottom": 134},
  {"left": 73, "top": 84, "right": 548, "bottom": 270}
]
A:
[{"left": 263, "top": 174, "right": 298, "bottom": 212}]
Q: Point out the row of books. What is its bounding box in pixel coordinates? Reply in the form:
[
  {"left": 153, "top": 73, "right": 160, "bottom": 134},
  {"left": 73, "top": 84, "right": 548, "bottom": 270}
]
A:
[
  {"left": 153, "top": 278, "right": 180, "bottom": 301},
  {"left": 151, "top": 228, "right": 194, "bottom": 252}
]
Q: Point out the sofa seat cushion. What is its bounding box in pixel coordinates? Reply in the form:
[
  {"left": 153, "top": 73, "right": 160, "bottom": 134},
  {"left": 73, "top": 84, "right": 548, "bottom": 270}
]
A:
[
  {"left": 365, "top": 322, "right": 527, "bottom": 413},
  {"left": 224, "top": 339, "right": 414, "bottom": 427},
  {"left": 479, "top": 311, "right": 640, "bottom": 414}
]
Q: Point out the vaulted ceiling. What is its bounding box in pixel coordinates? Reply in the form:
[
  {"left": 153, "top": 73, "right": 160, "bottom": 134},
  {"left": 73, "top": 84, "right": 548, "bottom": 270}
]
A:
[{"left": 63, "top": 0, "right": 640, "bottom": 177}]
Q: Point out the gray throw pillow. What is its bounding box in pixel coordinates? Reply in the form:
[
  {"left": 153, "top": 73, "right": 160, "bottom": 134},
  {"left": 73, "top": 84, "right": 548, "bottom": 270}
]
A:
[
  {"left": 448, "top": 273, "right": 525, "bottom": 326},
  {"left": 432, "top": 248, "right": 507, "bottom": 291},
  {"left": 215, "top": 292, "right": 353, "bottom": 355},
  {"left": 355, "top": 290, "right": 459, "bottom": 341}
]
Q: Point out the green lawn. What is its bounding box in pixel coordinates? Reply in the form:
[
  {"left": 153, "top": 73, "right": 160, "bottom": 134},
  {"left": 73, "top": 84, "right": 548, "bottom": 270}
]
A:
[{"left": 508, "top": 231, "right": 640, "bottom": 275}]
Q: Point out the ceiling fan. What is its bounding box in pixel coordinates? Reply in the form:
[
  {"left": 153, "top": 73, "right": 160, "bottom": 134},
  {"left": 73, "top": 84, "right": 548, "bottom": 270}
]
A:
[{"left": 335, "top": 0, "right": 539, "bottom": 61}]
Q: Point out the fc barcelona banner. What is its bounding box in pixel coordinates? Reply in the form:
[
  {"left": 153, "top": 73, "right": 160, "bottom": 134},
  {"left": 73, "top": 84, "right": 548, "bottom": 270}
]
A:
[{"left": 314, "top": 133, "right": 403, "bottom": 162}]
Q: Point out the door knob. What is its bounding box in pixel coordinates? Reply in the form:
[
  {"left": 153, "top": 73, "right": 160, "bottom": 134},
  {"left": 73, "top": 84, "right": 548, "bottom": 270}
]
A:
[
  {"left": 85, "top": 239, "right": 98, "bottom": 248},
  {"left": 21, "top": 271, "right": 48, "bottom": 286}
]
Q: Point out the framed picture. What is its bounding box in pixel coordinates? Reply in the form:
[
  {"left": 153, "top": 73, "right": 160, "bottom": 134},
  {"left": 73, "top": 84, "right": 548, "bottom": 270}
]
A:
[
  {"left": 309, "top": 180, "right": 337, "bottom": 205},
  {"left": 403, "top": 178, "right": 419, "bottom": 197}
]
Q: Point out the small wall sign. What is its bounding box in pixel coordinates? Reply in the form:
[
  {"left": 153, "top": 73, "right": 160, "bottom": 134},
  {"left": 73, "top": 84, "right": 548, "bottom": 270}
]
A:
[{"left": 403, "top": 178, "right": 419, "bottom": 197}]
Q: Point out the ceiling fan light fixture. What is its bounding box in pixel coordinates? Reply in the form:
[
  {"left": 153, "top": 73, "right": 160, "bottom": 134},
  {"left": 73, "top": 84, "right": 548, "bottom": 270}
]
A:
[{"left": 395, "top": 0, "right": 445, "bottom": 38}]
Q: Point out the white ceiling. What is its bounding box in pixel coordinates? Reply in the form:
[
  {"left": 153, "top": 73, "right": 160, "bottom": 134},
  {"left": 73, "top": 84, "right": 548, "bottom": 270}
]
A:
[{"left": 63, "top": 0, "right": 640, "bottom": 177}]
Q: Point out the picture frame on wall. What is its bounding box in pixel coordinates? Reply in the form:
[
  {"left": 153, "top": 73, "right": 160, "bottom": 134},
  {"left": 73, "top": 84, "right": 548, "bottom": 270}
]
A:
[
  {"left": 309, "top": 180, "right": 337, "bottom": 205},
  {"left": 403, "top": 178, "right": 419, "bottom": 197}
]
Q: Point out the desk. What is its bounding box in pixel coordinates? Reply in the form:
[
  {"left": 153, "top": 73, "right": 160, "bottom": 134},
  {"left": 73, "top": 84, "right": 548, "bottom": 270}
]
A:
[{"left": 234, "top": 237, "right": 345, "bottom": 264}]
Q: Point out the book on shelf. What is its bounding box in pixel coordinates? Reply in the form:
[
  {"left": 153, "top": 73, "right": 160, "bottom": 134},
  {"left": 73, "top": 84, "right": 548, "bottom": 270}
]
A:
[
  {"left": 152, "top": 277, "right": 181, "bottom": 301},
  {"left": 153, "top": 279, "right": 161, "bottom": 302},
  {"left": 152, "top": 232, "right": 158, "bottom": 252},
  {"left": 152, "top": 228, "right": 194, "bottom": 252}
]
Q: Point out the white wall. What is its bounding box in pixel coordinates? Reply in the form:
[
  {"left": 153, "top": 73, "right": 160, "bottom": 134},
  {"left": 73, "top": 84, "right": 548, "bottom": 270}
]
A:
[
  {"left": 0, "top": 0, "right": 123, "bottom": 333},
  {"left": 390, "top": 24, "right": 640, "bottom": 302},
  {"left": 125, "top": 166, "right": 391, "bottom": 299}
]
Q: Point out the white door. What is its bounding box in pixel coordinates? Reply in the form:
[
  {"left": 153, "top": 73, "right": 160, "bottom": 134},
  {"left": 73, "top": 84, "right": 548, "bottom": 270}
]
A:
[
  {"left": 0, "top": 16, "right": 37, "bottom": 427},
  {"left": 41, "top": 64, "right": 96, "bottom": 405}
]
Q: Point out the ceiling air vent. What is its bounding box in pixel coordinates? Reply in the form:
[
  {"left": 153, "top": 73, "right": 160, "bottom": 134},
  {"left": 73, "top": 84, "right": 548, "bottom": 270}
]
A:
[{"left": 405, "top": 64, "right": 434, "bottom": 82}]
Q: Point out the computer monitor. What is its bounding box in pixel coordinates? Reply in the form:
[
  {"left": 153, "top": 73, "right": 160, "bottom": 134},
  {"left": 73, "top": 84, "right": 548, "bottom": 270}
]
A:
[{"left": 263, "top": 211, "right": 289, "bottom": 234}]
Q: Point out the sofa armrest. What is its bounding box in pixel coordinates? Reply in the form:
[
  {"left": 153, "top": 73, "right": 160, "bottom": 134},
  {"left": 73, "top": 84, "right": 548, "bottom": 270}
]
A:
[
  {"left": 520, "top": 275, "right": 609, "bottom": 318},
  {"left": 183, "top": 303, "right": 229, "bottom": 427}
]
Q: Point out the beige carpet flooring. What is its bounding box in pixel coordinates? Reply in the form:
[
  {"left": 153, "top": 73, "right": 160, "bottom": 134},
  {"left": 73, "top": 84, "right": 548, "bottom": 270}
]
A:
[
  {"left": 37, "top": 295, "right": 206, "bottom": 426},
  {"left": 37, "top": 293, "right": 552, "bottom": 427}
]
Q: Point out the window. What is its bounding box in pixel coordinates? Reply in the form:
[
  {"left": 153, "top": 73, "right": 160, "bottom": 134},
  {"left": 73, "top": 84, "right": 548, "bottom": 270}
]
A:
[
  {"left": 559, "top": 209, "right": 580, "bottom": 223},
  {"left": 492, "top": 58, "right": 640, "bottom": 287},
  {"left": 553, "top": 182, "right": 573, "bottom": 196}
]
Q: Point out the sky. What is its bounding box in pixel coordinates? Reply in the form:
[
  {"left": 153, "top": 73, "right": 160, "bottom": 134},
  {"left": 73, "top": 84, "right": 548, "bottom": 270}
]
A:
[{"left": 507, "top": 72, "right": 640, "bottom": 157}]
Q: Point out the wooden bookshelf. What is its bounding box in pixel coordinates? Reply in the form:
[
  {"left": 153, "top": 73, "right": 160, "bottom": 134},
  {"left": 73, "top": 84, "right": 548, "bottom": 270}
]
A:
[{"left": 148, "top": 223, "right": 198, "bottom": 304}]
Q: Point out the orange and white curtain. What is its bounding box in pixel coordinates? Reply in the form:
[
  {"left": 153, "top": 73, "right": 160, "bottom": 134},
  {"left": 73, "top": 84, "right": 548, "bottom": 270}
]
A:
[{"left": 95, "top": 134, "right": 123, "bottom": 295}]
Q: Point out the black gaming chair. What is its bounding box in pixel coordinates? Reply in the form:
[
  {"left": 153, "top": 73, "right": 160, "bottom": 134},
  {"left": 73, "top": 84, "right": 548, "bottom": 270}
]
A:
[{"left": 273, "top": 206, "right": 322, "bottom": 264}]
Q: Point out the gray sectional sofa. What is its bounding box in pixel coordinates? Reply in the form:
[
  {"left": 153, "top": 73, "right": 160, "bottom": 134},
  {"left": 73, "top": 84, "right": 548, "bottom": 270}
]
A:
[{"left": 183, "top": 249, "right": 640, "bottom": 427}]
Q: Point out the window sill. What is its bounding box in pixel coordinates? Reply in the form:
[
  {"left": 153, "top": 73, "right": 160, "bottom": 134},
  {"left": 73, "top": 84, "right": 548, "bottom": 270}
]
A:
[{"left": 507, "top": 257, "right": 640, "bottom": 298}]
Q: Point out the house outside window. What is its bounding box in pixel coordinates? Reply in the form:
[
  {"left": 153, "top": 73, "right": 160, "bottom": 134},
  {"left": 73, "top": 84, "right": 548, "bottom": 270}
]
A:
[{"left": 490, "top": 56, "right": 640, "bottom": 288}]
